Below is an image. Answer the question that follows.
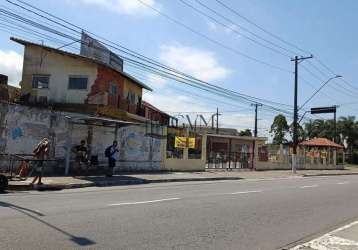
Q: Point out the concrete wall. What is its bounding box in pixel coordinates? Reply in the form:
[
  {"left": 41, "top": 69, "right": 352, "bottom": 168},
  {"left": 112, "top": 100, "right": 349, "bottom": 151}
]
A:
[
  {"left": 163, "top": 158, "right": 205, "bottom": 171},
  {"left": 0, "top": 103, "right": 164, "bottom": 172},
  {"left": 256, "top": 161, "right": 344, "bottom": 170},
  {"left": 21, "top": 45, "right": 98, "bottom": 104}
]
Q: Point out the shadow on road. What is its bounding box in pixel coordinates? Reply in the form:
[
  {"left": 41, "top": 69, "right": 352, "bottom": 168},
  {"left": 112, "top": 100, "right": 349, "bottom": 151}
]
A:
[{"left": 0, "top": 201, "right": 96, "bottom": 246}]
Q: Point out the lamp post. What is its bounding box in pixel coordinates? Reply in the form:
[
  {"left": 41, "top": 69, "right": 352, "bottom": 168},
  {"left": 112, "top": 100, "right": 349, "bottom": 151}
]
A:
[{"left": 300, "top": 75, "right": 342, "bottom": 110}]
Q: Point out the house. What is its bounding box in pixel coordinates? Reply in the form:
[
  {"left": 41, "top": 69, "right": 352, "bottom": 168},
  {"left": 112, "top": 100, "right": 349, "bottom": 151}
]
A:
[
  {"left": 0, "top": 74, "right": 21, "bottom": 102},
  {"left": 11, "top": 37, "right": 152, "bottom": 121},
  {"left": 299, "top": 137, "right": 344, "bottom": 166},
  {"left": 140, "top": 101, "right": 171, "bottom": 126}
]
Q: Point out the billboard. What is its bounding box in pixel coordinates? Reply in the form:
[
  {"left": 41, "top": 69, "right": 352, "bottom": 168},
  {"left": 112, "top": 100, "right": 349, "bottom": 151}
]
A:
[{"left": 80, "top": 32, "right": 123, "bottom": 72}]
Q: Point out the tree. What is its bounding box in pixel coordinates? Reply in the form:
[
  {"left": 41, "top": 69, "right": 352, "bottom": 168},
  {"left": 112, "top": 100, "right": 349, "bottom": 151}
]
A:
[
  {"left": 270, "top": 114, "right": 289, "bottom": 144},
  {"left": 238, "top": 129, "right": 252, "bottom": 137},
  {"left": 305, "top": 119, "right": 335, "bottom": 140},
  {"left": 337, "top": 116, "right": 357, "bottom": 153},
  {"left": 289, "top": 122, "right": 306, "bottom": 142}
]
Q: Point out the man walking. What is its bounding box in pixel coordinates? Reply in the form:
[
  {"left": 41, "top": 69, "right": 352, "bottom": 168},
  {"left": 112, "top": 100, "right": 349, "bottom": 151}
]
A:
[
  {"left": 105, "top": 141, "right": 119, "bottom": 177},
  {"left": 31, "top": 138, "right": 50, "bottom": 185}
]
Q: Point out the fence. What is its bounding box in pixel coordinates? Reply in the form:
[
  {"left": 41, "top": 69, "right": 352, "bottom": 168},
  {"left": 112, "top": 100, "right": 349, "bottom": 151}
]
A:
[{"left": 206, "top": 152, "right": 253, "bottom": 170}]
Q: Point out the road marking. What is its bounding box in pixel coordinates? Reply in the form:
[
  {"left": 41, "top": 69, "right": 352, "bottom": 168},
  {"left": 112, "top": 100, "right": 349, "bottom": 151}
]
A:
[
  {"left": 290, "top": 220, "right": 358, "bottom": 249},
  {"left": 300, "top": 185, "right": 318, "bottom": 189},
  {"left": 109, "top": 198, "right": 181, "bottom": 206},
  {"left": 337, "top": 181, "right": 349, "bottom": 185},
  {"left": 231, "top": 190, "right": 263, "bottom": 195}
]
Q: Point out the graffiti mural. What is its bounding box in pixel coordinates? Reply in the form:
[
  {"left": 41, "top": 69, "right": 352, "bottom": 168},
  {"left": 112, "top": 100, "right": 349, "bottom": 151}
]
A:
[{"left": 11, "top": 127, "right": 23, "bottom": 140}]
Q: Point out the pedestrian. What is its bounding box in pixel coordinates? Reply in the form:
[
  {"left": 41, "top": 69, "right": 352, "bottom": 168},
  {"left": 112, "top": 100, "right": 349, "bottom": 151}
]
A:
[
  {"left": 31, "top": 138, "right": 50, "bottom": 185},
  {"left": 104, "top": 140, "right": 119, "bottom": 177},
  {"left": 73, "top": 140, "right": 89, "bottom": 171}
]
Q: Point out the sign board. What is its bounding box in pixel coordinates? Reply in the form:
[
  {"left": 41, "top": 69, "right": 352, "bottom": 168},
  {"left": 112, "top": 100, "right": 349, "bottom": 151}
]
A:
[
  {"left": 80, "top": 32, "right": 123, "bottom": 72},
  {"left": 320, "top": 151, "right": 328, "bottom": 159},
  {"left": 175, "top": 136, "right": 195, "bottom": 149},
  {"left": 311, "top": 106, "right": 336, "bottom": 114}
]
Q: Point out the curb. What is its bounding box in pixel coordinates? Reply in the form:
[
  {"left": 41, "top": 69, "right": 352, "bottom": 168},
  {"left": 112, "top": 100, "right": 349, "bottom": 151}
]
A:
[
  {"left": 303, "top": 172, "right": 358, "bottom": 177},
  {"left": 8, "top": 177, "right": 244, "bottom": 191}
]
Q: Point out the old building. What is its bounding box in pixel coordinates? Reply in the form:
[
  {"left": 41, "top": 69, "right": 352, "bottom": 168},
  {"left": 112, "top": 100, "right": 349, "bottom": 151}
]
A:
[
  {"left": 140, "top": 101, "right": 171, "bottom": 126},
  {"left": 12, "top": 37, "right": 152, "bottom": 121},
  {"left": 0, "top": 74, "right": 21, "bottom": 102}
]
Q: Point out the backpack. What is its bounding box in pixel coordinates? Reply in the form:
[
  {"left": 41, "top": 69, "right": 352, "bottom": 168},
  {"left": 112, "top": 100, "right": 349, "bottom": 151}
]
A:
[{"left": 104, "top": 146, "right": 111, "bottom": 158}]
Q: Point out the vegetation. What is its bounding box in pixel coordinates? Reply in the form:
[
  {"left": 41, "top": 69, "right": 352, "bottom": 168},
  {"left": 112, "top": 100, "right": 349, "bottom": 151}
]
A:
[
  {"left": 238, "top": 129, "right": 252, "bottom": 137},
  {"left": 270, "top": 114, "right": 358, "bottom": 163},
  {"left": 270, "top": 114, "right": 289, "bottom": 144}
]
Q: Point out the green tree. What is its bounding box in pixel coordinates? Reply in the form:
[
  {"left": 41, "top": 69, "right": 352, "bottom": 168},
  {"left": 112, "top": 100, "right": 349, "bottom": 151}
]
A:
[
  {"left": 289, "top": 122, "right": 306, "bottom": 142},
  {"left": 238, "top": 129, "right": 252, "bottom": 137},
  {"left": 270, "top": 114, "right": 289, "bottom": 144},
  {"left": 337, "top": 116, "right": 357, "bottom": 152}
]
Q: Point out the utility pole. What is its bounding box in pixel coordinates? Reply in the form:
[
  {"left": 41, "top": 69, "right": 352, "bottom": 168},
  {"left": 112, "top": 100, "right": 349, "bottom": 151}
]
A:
[
  {"left": 333, "top": 106, "right": 337, "bottom": 143},
  {"left": 252, "top": 103, "right": 262, "bottom": 137},
  {"left": 216, "top": 107, "right": 219, "bottom": 134},
  {"left": 291, "top": 55, "right": 313, "bottom": 173},
  {"left": 251, "top": 103, "right": 262, "bottom": 170}
]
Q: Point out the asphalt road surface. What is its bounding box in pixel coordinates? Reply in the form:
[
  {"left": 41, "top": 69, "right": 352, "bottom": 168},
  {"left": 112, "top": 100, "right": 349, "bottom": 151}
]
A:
[{"left": 2, "top": 175, "right": 358, "bottom": 250}]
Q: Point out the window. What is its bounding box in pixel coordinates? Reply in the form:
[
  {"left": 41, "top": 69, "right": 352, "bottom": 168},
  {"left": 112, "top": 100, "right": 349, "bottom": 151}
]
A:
[
  {"left": 109, "top": 83, "right": 118, "bottom": 96},
  {"left": 68, "top": 76, "right": 88, "bottom": 90},
  {"left": 127, "top": 91, "right": 136, "bottom": 104},
  {"left": 32, "top": 75, "right": 49, "bottom": 89}
]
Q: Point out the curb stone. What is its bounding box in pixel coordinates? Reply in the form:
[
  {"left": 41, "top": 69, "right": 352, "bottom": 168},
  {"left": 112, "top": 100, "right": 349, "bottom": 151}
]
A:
[{"left": 9, "top": 177, "right": 245, "bottom": 191}]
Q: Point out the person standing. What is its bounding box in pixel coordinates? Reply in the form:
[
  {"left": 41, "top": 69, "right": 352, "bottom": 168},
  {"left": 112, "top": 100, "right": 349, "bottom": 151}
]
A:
[
  {"left": 31, "top": 138, "right": 50, "bottom": 185},
  {"left": 105, "top": 141, "right": 119, "bottom": 177}
]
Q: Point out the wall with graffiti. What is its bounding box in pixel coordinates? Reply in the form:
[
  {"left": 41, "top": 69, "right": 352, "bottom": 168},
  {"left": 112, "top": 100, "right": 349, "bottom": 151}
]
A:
[{"left": 0, "top": 103, "right": 163, "bottom": 172}]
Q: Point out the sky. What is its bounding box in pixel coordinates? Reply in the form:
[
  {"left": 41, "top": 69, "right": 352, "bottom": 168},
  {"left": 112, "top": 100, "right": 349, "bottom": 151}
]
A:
[{"left": 0, "top": 0, "right": 358, "bottom": 137}]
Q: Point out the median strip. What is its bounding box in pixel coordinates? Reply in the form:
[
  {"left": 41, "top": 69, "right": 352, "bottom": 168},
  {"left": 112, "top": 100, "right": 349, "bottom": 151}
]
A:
[{"left": 109, "top": 197, "right": 181, "bottom": 206}]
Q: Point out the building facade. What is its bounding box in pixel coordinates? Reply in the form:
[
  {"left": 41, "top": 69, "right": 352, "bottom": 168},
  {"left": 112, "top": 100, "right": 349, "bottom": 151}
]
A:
[{"left": 12, "top": 37, "right": 152, "bottom": 117}]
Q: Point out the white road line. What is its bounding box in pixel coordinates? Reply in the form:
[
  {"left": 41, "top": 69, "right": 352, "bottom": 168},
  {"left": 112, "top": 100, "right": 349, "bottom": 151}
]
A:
[
  {"left": 109, "top": 198, "right": 181, "bottom": 206},
  {"left": 231, "top": 190, "right": 263, "bottom": 195},
  {"left": 290, "top": 220, "right": 358, "bottom": 249},
  {"left": 300, "top": 185, "right": 318, "bottom": 189},
  {"left": 337, "top": 181, "right": 349, "bottom": 185}
]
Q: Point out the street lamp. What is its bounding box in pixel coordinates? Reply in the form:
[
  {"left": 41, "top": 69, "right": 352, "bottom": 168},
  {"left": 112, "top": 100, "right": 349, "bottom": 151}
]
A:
[{"left": 300, "top": 75, "right": 342, "bottom": 110}]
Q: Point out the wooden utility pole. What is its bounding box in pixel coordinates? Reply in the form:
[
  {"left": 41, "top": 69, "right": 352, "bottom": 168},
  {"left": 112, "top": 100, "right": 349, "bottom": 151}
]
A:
[{"left": 291, "top": 55, "right": 313, "bottom": 173}]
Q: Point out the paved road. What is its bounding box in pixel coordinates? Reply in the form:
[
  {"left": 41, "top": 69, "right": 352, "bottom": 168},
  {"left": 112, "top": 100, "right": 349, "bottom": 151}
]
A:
[{"left": 1, "top": 175, "right": 358, "bottom": 250}]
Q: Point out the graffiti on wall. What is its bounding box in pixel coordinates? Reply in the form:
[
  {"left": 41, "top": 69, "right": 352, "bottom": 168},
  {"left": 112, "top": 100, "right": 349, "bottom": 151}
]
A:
[{"left": 11, "top": 127, "right": 23, "bottom": 140}]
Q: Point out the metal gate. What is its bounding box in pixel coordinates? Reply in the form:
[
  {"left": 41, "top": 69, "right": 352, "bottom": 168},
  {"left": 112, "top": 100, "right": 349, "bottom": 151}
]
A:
[{"left": 206, "top": 152, "right": 253, "bottom": 170}]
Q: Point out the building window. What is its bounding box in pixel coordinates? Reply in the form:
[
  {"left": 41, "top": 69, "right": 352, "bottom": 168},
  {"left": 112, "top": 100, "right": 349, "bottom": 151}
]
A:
[
  {"left": 68, "top": 76, "right": 88, "bottom": 90},
  {"left": 109, "top": 82, "right": 118, "bottom": 96},
  {"left": 127, "top": 91, "right": 136, "bottom": 104},
  {"left": 32, "top": 75, "right": 49, "bottom": 89}
]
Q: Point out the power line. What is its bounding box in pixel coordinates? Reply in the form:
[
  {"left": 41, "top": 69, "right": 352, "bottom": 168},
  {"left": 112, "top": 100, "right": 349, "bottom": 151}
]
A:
[
  {"left": 2, "top": 0, "right": 316, "bottom": 120},
  {"left": 177, "top": 0, "right": 291, "bottom": 57},
  {"left": 212, "top": 0, "right": 311, "bottom": 55},
  {"left": 134, "top": 0, "right": 292, "bottom": 73},
  {"left": 3, "top": 0, "right": 296, "bottom": 110}
]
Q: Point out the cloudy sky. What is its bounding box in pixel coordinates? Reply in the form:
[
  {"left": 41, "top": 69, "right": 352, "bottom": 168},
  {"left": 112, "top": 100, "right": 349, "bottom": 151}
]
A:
[{"left": 1, "top": 0, "right": 358, "bottom": 136}]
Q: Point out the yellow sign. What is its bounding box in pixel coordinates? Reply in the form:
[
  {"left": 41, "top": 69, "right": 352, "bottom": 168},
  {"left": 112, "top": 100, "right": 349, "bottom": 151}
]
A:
[
  {"left": 175, "top": 137, "right": 195, "bottom": 149},
  {"left": 320, "top": 151, "right": 328, "bottom": 159}
]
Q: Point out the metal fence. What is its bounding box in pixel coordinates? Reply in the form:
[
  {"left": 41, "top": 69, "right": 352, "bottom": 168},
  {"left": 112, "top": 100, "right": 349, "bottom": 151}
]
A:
[{"left": 206, "top": 152, "right": 253, "bottom": 170}]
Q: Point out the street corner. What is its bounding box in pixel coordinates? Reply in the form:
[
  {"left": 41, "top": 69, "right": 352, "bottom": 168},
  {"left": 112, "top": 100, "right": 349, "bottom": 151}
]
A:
[{"left": 289, "top": 221, "right": 358, "bottom": 250}]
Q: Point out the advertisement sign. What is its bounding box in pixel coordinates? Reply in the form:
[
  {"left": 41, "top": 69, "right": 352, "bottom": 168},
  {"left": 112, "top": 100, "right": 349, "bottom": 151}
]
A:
[
  {"left": 80, "top": 32, "right": 123, "bottom": 72},
  {"left": 175, "top": 137, "right": 196, "bottom": 149}
]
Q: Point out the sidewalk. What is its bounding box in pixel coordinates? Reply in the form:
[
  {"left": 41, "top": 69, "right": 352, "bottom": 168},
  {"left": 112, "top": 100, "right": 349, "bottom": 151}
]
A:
[
  {"left": 291, "top": 220, "right": 358, "bottom": 250},
  {"left": 7, "top": 166, "right": 358, "bottom": 191}
]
